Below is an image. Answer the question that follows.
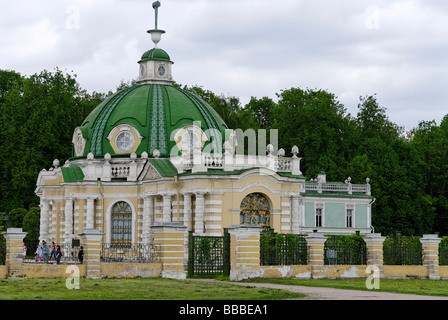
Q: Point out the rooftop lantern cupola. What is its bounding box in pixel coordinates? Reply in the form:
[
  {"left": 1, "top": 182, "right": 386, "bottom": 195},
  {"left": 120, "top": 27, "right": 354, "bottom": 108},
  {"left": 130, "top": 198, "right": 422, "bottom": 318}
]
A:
[{"left": 137, "top": 1, "right": 174, "bottom": 85}]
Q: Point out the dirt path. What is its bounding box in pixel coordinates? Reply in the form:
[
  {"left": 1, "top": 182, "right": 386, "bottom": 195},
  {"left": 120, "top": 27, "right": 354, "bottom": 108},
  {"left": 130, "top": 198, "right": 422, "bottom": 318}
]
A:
[{"left": 190, "top": 279, "right": 448, "bottom": 300}]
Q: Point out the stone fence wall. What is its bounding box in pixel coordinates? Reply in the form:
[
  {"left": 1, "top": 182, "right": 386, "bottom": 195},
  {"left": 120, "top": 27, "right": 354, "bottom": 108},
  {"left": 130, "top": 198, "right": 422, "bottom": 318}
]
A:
[
  {"left": 228, "top": 227, "right": 447, "bottom": 281},
  {"left": 2, "top": 226, "right": 447, "bottom": 281}
]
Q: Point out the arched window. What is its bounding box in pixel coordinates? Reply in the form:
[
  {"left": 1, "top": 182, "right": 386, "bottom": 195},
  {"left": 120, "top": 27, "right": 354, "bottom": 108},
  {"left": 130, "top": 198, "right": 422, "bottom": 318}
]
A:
[
  {"left": 111, "top": 201, "right": 132, "bottom": 247},
  {"left": 240, "top": 193, "right": 270, "bottom": 230}
]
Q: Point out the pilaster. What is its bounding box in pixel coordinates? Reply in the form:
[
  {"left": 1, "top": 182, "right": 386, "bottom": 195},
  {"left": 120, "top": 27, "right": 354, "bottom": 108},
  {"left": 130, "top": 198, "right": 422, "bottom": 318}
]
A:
[
  {"left": 306, "top": 232, "right": 327, "bottom": 279},
  {"left": 79, "top": 228, "right": 104, "bottom": 279},
  {"left": 183, "top": 193, "right": 193, "bottom": 232},
  {"left": 290, "top": 194, "right": 300, "bottom": 234},
  {"left": 152, "top": 223, "right": 187, "bottom": 279},
  {"left": 228, "top": 225, "right": 263, "bottom": 281},
  {"left": 2, "top": 228, "right": 27, "bottom": 278},
  {"left": 420, "top": 234, "right": 442, "bottom": 280},
  {"left": 194, "top": 193, "right": 205, "bottom": 234},
  {"left": 363, "top": 233, "right": 386, "bottom": 276}
]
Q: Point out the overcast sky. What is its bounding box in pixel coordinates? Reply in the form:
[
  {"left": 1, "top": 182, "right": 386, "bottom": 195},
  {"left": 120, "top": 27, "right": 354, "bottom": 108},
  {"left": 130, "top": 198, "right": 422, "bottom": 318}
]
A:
[{"left": 1, "top": 0, "right": 447, "bottom": 131}]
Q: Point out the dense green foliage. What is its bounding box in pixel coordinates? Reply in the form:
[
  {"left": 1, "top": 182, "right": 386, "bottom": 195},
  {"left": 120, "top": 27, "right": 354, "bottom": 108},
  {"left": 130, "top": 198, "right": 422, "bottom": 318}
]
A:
[
  {"left": 0, "top": 69, "right": 104, "bottom": 215},
  {"left": 1, "top": 68, "right": 447, "bottom": 237}
]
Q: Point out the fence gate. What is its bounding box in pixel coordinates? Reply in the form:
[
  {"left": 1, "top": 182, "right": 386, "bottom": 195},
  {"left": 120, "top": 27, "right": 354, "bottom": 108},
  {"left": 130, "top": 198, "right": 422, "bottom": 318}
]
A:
[{"left": 187, "top": 229, "right": 230, "bottom": 277}]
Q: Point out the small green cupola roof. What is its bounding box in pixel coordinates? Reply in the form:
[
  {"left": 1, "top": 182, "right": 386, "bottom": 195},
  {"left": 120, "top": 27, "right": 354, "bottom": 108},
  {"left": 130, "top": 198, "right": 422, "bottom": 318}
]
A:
[{"left": 140, "top": 48, "right": 171, "bottom": 63}]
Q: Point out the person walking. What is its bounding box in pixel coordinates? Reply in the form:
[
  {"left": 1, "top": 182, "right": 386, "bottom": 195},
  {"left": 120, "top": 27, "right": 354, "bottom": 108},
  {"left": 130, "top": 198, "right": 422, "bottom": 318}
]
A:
[
  {"left": 49, "top": 242, "right": 56, "bottom": 261},
  {"left": 41, "top": 241, "right": 50, "bottom": 263},
  {"left": 56, "top": 245, "right": 63, "bottom": 265},
  {"left": 35, "top": 245, "right": 43, "bottom": 262}
]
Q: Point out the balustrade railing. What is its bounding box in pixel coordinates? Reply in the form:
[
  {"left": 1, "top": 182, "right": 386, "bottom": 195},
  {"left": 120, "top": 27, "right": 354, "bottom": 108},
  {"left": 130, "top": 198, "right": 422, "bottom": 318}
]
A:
[
  {"left": 111, "top": 165, "right": 130, "bottom": 178},
  {"left": 304, "top": 181, "right": 370, "bottom": 195}
]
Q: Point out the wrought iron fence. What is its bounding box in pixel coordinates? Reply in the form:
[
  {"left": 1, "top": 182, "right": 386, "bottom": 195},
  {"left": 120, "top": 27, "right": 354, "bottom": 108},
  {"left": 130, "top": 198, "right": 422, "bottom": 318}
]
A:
[
  {"left": 439, "top": 237, "right": 448, "bottom": 266},
  {"left": 324, "top": 235, "right": 367, "bottom": 265},
  {"left": 21, "top": 241, "right": 82, "bottom": 264},
  {"left": 0, "top": 238, "right": 5, "bottom": 265},
  {"left": 260, "top": 232, "right": 308, "bottom": 266},
  {"left": 383, "top": 235, "right": 422, "bottom": 265},
  {"left": 188, "top": 230, "right": 230, "bottom": 276},
  {"left": 23, "top": 241, "right": 82, "bottom": 264},
  {"left": 101, "top": 243, "right": 160, "bottom": 263}
]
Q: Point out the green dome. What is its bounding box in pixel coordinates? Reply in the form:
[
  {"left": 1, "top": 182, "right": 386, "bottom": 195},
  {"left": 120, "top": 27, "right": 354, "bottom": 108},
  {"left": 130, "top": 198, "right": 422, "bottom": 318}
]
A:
[
  {"left": 140, "top": 48, "right": 171, "bottom": 62},
  {"left": 75, "top": 84, "right": 228, "bottom": 158}
]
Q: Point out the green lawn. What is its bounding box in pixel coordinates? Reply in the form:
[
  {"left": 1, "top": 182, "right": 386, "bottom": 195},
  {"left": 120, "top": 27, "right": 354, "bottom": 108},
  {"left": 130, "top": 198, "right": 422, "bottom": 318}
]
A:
[
  {"left": 247, "top": 278, "right": 448, "bottom": 297},
  {"left": 0, "top": 277, "right": 305, "bottom": 300}
]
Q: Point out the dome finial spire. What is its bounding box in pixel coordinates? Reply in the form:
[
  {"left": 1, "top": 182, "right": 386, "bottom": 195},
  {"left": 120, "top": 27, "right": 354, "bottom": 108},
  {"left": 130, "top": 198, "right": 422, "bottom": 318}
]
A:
[
  {"left": 152, "top": 1, "right": 161, "bottom": 30},
  {"left": 147, "top": 1, "right": 165, "bottom": 48}
]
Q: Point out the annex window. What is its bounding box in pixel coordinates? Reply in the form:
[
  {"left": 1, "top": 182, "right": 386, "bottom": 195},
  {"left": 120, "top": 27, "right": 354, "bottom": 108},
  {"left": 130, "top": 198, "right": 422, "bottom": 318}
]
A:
[
  {"left": 111, "top": 201, "right": 132, "bottom": 247},
  {"left": 315, "top": 208, "right": 322, "bottom": 227},
  {"left": 346, "top": 209, "right": 353, "bottom": 228},
  {"left": 240, "top": 193, "right": 270, "bottom": 230}
]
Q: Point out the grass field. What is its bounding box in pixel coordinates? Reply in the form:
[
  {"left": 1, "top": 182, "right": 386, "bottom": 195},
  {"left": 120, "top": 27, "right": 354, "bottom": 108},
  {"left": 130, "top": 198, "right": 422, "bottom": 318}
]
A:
[
  {"left": 247, "top": 278, "right": 448, "bottom": 297},
  {"left": 2, "top": 276, "right": 448, "bottom": 300},
  {"left": 0, "top": 277, "right": 306, "bottom": 300}
]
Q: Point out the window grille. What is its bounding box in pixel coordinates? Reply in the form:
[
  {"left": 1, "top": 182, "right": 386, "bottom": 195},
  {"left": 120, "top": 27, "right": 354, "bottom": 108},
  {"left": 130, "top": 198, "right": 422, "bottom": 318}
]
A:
[
  {"left": 240, "top": 193, "right": 270, "bottom": 230},
  {"left": 111, "top": 201, "right": 132, "bottom": 247}
]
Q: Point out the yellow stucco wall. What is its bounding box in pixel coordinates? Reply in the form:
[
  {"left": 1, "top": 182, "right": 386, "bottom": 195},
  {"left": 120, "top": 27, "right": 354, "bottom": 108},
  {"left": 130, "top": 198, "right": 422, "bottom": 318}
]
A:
[
  {"left": 0, "top": 265, "right": 7, "bottom": 279},
  {"left": 382, "top": 265, "right": 428, "bottom": 278},
  {"left": 100, "top": 262, "right": 162, "bottom": 278},
  {"left": 40, "top": 171, "right": 302, "bottom": 244},
  {"left": 439, "top": 266, "right": 448, "bottom": 279},
  {"left": 22, "top": 264, "right": 86, "bottom": 278}
]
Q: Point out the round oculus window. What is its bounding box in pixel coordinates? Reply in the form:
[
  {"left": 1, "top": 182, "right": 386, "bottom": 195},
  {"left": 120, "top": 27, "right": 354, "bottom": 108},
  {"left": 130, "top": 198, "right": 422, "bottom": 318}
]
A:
[
  {"left": 115, "top": 131, "right": 135, "bottom": 153},
  {"left": 157, "top": 63, "right": 166, "bottom": 77}
]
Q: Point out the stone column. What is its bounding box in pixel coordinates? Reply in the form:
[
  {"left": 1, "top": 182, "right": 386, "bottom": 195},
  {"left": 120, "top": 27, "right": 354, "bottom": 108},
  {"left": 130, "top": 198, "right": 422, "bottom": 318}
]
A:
[
  {"left": 420, "top": 234, "right": 442, "bottom": 280},
  {"left": 306, "top": 232, "right": 327, "bottom": 279},
  {"left": 2, "top": 228, "right": 27, "bottom": 278},
  {"left": 39, "top": 199, "right": 50, "bottom": 242},
  {"left": 290, "top": 195, "right": 300, "bottom": 234},
  {"left": 364, "top": 233, "right": 386, "bottom": 276},
  {"left": 142, "top": 195, "right": 155, "bottom": 245},
  {"left": 64, "top": 197, "right": 74, "bottom": 257},
  {"left": 194, "top": 193, "right": 205, "bottom": 234},
  {"left": 79, "top": 228, "right": 104, "bottom": 279},
  {"left": 152, "top": 223, "right": 187, "bottom": 279},
  {"left": 228, "top": 225, "right": 263, "bottom": 281},
  {"left": 86, "top": 197, "right": 96, "bottom": 229},
  {"left": 162, "top": 193, "right": 173, "bottom": 223},
  {"left": 64, "top": 197, "right": 74, "bottom": 241},
  {"left": 183, "top": 193, "right": 193, "bottom": 232}
]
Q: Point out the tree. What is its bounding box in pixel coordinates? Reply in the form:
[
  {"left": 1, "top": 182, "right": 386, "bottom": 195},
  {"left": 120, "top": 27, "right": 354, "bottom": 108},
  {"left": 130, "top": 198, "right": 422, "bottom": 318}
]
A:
[
  {"left": 0, "top": 68, "right": 101, "bottom": 213},
  {"left": 23, "top": 207, "right": 40, "bottom": 243},
  {"left": 356, "top": 94, "right": 402, "bottom": 142},
  {"left": 7, "top": 208, "right": 28, "bottom": 228},
  {"left": 411, "top": 117, "right": 448, "bottom": 234},
  {"left": 183, "top": 85, "right": 249, "bottom": 131},
  {"left": 245, "top": 96, "right": 276, "bottom": 130},
  {"left": 271, "top": 87, "right": 353, "bottom": 181}
]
